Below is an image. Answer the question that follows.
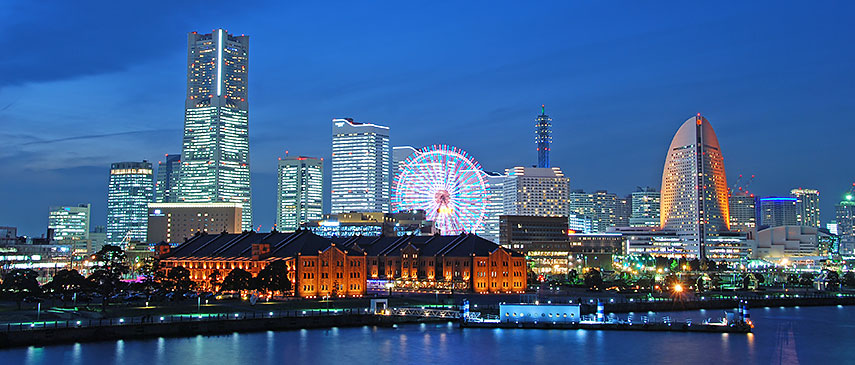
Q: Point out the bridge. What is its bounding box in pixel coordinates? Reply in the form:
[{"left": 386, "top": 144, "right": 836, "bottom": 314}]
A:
[{"left": 388, "top": 307, "right": 461, "bottom": 319}]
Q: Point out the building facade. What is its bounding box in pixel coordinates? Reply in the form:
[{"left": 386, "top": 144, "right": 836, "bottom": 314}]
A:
[
  {"left": 303, "top": 211, "right": 434, "bottom": 238},
  {"left": 728, "top": 192, "right": 757, "bottom": 233},
  {"left": 392, "top": 146, "right": 418, "bottom": 181},
  {"left": 630, "top": 188, "right": 660, "bottom": 228},
  {"left": 477, "top": 171, "right": 506, "bottom": 243},
  {"left": 155, "top": 154, "right": 181, "bottom": 203},
  {"left": 48, "top": 204, "right": 90, "bottom": 254},
  {"left": 147, "top": 202, "right": 243, "bottom": 243},
  {"left": 179, "top": 29, "right": 252, "bottom": 231},
  {"left": 159, "top": 231, "right": 526, "bottom": 297},
  {"left": 331, "top": 118, "right": 391, "bottom": 213},
  {"left": 499, "top": 215, "right": 568, "bottom": 250},
  {"left": 107, "top": 161, "right": 154, "bottom": 245},
  {"left": 759, "top": 197, "right": 798, "bottom": 227},
  {"left": 503, "top": 166, "right": 569, "bottom": 217},
  {"left": 835, "top": 197, "right": 855, "bottom": 254},
  {"left": 660, "top": 114, "right": 730, "bottom": 259},
  {"left": 791, "top": 188, "right": 820, "bottom": 229},
  {"left": 276, "top": 156, "right": 323, "bottom": 232}
]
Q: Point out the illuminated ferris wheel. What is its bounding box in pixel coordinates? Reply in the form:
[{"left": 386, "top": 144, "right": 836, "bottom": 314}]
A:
[{"left": 392, "top": 145, "right": 487, "bottom": 235}]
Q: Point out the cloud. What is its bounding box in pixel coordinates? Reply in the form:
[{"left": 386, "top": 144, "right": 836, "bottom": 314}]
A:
[{"left": 18, "top": 129, "right": 178, "bottom": 147}]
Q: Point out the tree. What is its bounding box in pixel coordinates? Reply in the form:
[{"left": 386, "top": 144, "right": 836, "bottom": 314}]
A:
[
  {"left": 799, "top": 273, "right": 815, "bottom": 287},
  {"left": 826, "top": 270, "right": 840, "bottom": 290},
  {"left": 255, "top": 261, "right": 291, "bottom": 295},
  {"left": 221, "top": 268, "right": 252, "bottom": 292},
  {"left": 92, "top": 245, "right": 129, "bottom": 279},
  {"left": 787, "top": 274, "right": 800, "bottom": 286},
  {"left": 695, "top": 276, "right": 706, "bottom": 292},
  {"left": 163, "top": 266, "right": 194, "bottom": 293},
  {"left": 43, "top": 269, "right": 88, "bottom": 304},
  {"left": 1, "top": 269, "right": 41, "bottom": 309},
  {"left": 843, "top": 272, "right": 855, "bottom": 288},
  {"left": 208, "top": 269, "right": 223, "bottom": 292},
  {"left": 583, "top": 268, "right": 603, "bottom": 290},
  {"left": 88, "top": 269, "right": 121, "bottom": 311}
]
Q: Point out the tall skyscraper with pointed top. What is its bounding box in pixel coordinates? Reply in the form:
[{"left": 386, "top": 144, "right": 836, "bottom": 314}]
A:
[
  {"left": 535, "top": 104, "right": 552, "bottom": 168},
  {"left": 179, "top": 29, "right": 252, "bottom": 231},
  {"left": 660, "top": 114, "right": 729, "bottom": 259}
]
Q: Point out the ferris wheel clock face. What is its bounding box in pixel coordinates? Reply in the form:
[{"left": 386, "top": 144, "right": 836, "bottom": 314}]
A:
[{"left": 392, "top": 145, "right": 487, "bottom": 235}]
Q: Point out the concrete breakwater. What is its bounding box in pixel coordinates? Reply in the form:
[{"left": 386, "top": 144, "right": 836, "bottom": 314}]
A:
[{"left": 0, "top": 311, "right": 440, "bottom": 349}]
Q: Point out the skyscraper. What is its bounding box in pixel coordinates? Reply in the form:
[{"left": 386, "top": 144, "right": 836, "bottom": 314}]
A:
[
  {"left": 331, "top": 118, "right": 391, "bottom": 213},
  {"left": 392, "top": 146, "right": 418, "bottom": 181},
  {"left": 759, "top": 197, "right": 798, "bottom": 227},
  {"left": 503, "top": 166, "right": 569, "bottom": 217},
  {"left": 660, "top": 114, "right": 729, "bottom": 258},
  {"left": 155, "top": 154, "right": 181, "bottom": 203},
  {"left": 276, "top": 156, "right": 324, "bottom": 232},
  {"left": 477, "top": 171, "right": 506, "bottom": 243},
  {"left": 179, "top": 29, "right": 252, "bottom": 231},
  {"left": 535, "top": 104, "right": 552, "bottom": 168},
  {"left": 791, "top": 188, "right": 820, "bottom": 228},
  {"left": 835, "top": 195, "right": 855, "bottom": 254},
  {"left": 630, "top": 188, "right": 660, "bottom": 228},
  {"left": 107, "top": 161, "right": 154, "bottom": 245},
  {"left": 728, "top": 191, "right": 757, "bottom": 233},
  {"left": 568, "top": 190, "right": 625, "bottom": 233}
]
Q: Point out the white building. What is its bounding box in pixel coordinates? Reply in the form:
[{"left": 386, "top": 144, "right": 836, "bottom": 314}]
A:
[
  {"left": 179, "top": 29, "right": 252, "bottom": 231},
  {"left": 392, "top": 146, "right": 418, "bottom": 182},
  {"left": 477, "top": 171, "right": 506, "bottom": 243},
  {"left": 503, "top": 166, "right": 569, "bottom": 217},
  {"left": 660, "top": 115, "right": 729, "bottom": 259},
  {"left": 754, "top": 225, "right": 821, "bottom": 258},
  {"left": 276, "top": 156, "right": 324, "bottom": 232},
  {"left": 48, "top": 204, "right": 90, "bottom": 254},
  {"left": 331, "top": 118, "right": 391, "bottom": 214}
]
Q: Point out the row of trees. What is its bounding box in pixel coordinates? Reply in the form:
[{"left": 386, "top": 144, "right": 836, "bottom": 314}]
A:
[{"left": 0, "top": 245, "right": 292, "bottom": 309}]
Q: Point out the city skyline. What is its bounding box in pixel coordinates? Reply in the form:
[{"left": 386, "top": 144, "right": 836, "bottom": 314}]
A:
[{"left": 2, "top": 2, "right": 854, "bottom": 236}]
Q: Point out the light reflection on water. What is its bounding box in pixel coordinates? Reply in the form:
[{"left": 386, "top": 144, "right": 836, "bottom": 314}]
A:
[{"left": 8, "top": 306, "right": 854, "bottom": 365}]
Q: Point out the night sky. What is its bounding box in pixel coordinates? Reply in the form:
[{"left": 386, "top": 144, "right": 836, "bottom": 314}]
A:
[{"left": 1, "top": 1, "right": 853, "bottom": 236}]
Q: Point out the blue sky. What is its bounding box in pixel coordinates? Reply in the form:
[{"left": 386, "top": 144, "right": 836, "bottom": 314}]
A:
[{"left": 1, "top": 1, "right": 853, "bottom": 236}]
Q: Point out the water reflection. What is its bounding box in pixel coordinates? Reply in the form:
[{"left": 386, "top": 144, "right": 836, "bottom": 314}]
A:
[{"left": 4, "top": 307, "right": 854, "bottom": 365}]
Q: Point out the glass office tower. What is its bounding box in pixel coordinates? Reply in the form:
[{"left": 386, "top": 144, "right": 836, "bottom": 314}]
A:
[
  {"left": 179, "top": 29, "right": 252, "bottom": 231},
  {"left": 107, "top": 161, "right": 154, "bottom": 245},
  {"left": 276, "top": 156, "right": 324, "bottom": 232}
]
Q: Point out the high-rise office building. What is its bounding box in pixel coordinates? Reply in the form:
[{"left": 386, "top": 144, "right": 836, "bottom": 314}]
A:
[
  {"left": 630, "top": 188, "right": 660, "bottom": 228},
  {"left": 660, "top": 114, "right": 729, "bottom": 258},
  {"left": 535, "top": 104, "right": 552, "bottom": 168},
  {"left": 835, "top": 195, "right": 855, "bottom": 254},
  {"left": 568, "top": 190, "right": 625, "bottom": 232},
  {"left": 48, "top": 204, "right": 91, "bottom": 243},
  {"left": 503, "top": 166, "right": 569, "bottom": 217},
  {"left": 477, "top": 171, "right": 506, "bottom": 243},
  {"left": 728, "top": 191, "right": 757, "bottom": 233},
  {"left": 759, "top": 197, "right": 798, "bottom": 227},
  {"left": 107, "top": 161, "right": 154, "bottom": 245},
  {"left": 392, "top": 146, "right": 418, "bottom": 181},
  {"left": 155, "top": 154, "right": 181, "bottom": 203},
  {"left": 276, "top": 156, "right": 324, "bottom": 232},
  {"left": 179, "top": 29, "right": 252, "bottom": 231},
  {"left": 791, "top": 188, "right": 820, "bottom": 228},
  {"left": 331, "top": 118, "right": 391, "bottom": 214}
]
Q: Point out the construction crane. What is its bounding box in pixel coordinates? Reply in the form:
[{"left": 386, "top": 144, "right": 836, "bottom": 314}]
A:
[{"left": 729, "top": 174, "right": 755, "bottom": 196}]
